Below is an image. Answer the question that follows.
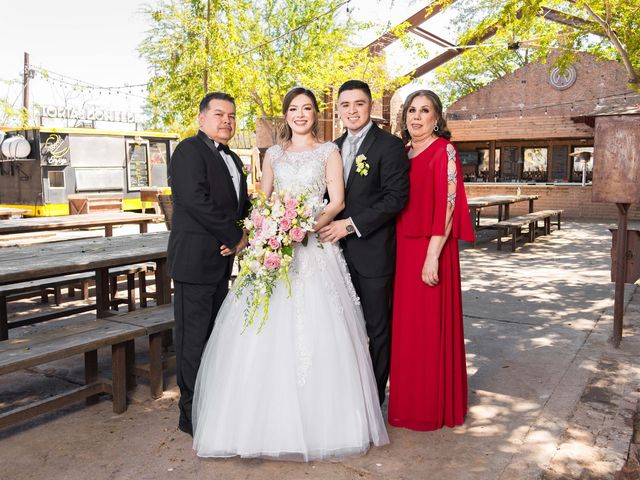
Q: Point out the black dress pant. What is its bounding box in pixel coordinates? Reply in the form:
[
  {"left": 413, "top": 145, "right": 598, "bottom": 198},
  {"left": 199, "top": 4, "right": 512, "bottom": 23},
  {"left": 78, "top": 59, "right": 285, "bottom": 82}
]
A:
[
  {"left": 345, "top": 258, "right": 394, "bottom": 406},
  {"left": 174, "top": 279, "right": 229, "bottom": 428}
]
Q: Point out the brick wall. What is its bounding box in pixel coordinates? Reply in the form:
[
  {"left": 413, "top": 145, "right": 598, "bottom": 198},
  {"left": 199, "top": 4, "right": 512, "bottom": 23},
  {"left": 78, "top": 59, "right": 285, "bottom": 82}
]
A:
[
  {"left": 448, "top": 52, "right": 633, "bottom": 120},
  {"left": 464, "top": 184, "right": 640, "bottom": 221}
]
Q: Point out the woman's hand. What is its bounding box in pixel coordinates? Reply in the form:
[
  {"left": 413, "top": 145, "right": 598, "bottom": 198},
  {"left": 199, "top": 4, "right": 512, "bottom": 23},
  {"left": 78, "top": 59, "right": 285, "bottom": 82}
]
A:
[{"left": 422, "top": 254, "right": 439, "bottom": 286}]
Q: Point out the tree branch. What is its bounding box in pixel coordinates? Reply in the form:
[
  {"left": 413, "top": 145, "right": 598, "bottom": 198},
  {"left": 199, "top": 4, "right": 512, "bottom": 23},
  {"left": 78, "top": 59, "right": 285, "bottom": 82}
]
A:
[{"left": 580, "top": 1, "right": 639, "bottom": 84}]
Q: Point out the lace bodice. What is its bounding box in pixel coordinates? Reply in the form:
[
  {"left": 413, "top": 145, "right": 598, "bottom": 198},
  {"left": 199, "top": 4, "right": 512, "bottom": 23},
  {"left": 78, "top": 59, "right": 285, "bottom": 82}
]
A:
[{"left": 267, "top": 142, "right": 337, "bottom": 202}]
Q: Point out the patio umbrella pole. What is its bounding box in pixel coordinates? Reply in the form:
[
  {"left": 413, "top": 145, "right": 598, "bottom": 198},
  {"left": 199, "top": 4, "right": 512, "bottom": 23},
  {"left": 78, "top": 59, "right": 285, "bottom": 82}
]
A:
[{"left": 613, "top": 203, "right": 630, "bottom": 347}]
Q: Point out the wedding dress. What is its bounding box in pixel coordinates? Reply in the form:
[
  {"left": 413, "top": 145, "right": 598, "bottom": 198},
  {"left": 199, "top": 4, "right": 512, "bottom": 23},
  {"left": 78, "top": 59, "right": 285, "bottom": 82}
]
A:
[{"left": 192, "top": 141, "right": 389, "bottom": 461}]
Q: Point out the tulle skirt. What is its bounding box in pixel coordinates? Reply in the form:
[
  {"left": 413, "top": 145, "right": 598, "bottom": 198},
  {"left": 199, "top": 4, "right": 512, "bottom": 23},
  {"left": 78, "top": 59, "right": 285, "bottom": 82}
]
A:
[{"left": 192, "top": 237, "right": 389, "bottom": 461}]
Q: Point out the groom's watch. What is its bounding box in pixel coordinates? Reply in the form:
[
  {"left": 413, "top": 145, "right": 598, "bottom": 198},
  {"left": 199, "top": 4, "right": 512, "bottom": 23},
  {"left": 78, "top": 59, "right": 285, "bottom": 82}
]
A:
[{"left": 345, "top": 219, "right": 355, "bottom": 235}]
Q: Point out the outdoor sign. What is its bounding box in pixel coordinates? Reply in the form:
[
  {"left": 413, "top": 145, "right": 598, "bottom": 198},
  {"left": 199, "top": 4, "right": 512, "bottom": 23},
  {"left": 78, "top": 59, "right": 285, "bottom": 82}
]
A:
[
  {"left": 40, "top": 132, "right": 70, "bottom": 166},
  {"left": 592, "top": 116, "right": 640, "bottom": 203},
  {"left": 40, "top": 105, "right": 137, "bottom": 123},
  {"left": 127, "top": 142, "right": 150, "bottom": 191}
]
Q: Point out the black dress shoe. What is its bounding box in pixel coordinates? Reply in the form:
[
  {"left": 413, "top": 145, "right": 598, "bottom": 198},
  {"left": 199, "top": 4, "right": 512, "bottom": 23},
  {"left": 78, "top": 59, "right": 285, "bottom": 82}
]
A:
[{"left": 178, "top": 421, "right": 193, "bottom": 437}]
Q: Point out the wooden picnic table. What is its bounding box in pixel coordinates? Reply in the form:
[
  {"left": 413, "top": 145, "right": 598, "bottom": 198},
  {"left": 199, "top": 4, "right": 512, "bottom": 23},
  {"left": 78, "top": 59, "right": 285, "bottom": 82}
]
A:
[
  {"left": 468, "top": 194, "right": 539, "bottom": 225},
  {"left": 0, "top": 207, "right": 29, "bottom": 219},
  {"left": 467, "top": 194, "right": 539, "bottom": 246},
  {"left": 0, "top": 232, "right": 171, "bottom": 339},
  {"left": 0, "top": 212, "right": 164, "bottom": 237}
]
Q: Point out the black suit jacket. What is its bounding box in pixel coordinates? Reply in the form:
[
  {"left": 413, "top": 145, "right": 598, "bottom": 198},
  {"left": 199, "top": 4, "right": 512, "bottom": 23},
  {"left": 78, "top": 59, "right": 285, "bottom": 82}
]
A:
[
  {"left": 335, "top": 123, "right": 409, "bottom": 278},
  {"left": 168, "top": 130, "right": 250, "bottom": 284}
]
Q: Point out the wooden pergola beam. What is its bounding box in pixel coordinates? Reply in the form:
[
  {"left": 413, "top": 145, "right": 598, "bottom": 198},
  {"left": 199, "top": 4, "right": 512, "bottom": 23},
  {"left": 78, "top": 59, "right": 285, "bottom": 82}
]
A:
[
  {"left": 405, "top": 24, "right": 500, "bottom": 79},
  {"left": 366, "top": 0, "right": 459, "bottom": 54},
  {"left": 538, "top": 6, "right": 595, "bottom": 30},
  {"left": 403, "top": 5, "right": 599, "bottom": 80}
]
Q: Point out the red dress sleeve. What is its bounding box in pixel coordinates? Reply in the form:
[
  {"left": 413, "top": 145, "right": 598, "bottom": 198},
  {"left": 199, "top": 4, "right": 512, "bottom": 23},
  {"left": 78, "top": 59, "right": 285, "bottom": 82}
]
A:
[
  {"left": 446, "top": 142, "right": 475, "bottom": 242},
  {"left": 397, "top": 139, "right": 474, "bottom": 242}
]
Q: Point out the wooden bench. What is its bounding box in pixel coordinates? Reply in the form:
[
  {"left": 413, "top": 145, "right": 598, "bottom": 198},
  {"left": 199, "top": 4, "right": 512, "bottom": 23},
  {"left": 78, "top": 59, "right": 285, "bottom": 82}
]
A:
[
  {"left": 107, "top": 304, "right": 174, "bottom": 399},
  {"left": 0, "top": 264, "right": 158, "bottom": 340},
  {"left": 495, "top": 209, "right": 563, "bottom": 252},
  {"left": 0, "top": 319, "right": 145, "bottom": 429}
]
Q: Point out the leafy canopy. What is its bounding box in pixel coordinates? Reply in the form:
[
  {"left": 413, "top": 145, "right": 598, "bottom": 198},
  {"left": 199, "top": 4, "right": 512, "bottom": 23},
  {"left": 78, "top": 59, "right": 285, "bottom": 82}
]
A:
[{"left": 139, "top": 0, "right": 409, "bottom": 136}]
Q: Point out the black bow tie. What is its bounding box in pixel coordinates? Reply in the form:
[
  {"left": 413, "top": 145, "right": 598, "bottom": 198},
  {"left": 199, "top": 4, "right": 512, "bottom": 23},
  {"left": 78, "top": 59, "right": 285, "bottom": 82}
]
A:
[{"left": 217, "top": 143, "right": 231, "bottom": 155}]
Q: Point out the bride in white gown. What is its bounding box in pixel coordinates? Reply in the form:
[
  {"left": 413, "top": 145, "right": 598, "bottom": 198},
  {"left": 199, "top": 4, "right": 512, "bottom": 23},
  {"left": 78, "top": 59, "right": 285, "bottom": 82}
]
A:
[{"left": 192, "top": 87, "right": 389, "bottom": 461}]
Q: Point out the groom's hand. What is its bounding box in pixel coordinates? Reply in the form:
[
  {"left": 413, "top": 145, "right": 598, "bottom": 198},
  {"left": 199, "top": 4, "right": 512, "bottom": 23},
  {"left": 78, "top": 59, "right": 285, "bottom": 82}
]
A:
[
  {"left": 234, "top": 231, "right": 249, "bottom": 255},
  {"left": 220, "top": 232, "right": 248, "bottom": 257},
  {"left": 318, "top": 220, "right": 350, "bottom": 243}
]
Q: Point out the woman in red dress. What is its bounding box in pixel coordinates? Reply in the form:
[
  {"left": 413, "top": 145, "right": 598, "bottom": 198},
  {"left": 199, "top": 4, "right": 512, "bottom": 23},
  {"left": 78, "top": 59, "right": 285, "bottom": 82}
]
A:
[{"left": 388, "top": 90, "right": 474, "bottom": 431}]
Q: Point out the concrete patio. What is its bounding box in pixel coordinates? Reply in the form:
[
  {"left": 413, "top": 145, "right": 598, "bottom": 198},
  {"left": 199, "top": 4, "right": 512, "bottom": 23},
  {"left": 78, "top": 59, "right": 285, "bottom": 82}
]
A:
[{"left": 1, "top": 221, "right": 639, "bottom": 479}]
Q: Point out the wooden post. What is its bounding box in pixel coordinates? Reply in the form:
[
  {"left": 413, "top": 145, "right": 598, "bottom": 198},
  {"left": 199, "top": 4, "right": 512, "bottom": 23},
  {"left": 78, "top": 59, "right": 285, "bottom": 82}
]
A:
[
  {"left": 111, "top": 343, "right": 127, "bottom": 413},
  {"left": 23, "top": 52, "right": 30, "bottom": 126},
  {"left": 488, "top": 141, "right": 496, "bottom": 182},
  {"left": 613, "top": 203, "right": 630, "bottom": 347}
]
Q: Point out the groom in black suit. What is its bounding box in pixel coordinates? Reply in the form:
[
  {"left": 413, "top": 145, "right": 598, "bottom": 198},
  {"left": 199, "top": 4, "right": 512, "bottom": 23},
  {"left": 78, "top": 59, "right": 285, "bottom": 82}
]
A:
[
  {"left": 319, "top": 80, "right": 409, "bottom": 405},
  {"left": 168, "top": 92, "right": 250, "bottom": 435}
]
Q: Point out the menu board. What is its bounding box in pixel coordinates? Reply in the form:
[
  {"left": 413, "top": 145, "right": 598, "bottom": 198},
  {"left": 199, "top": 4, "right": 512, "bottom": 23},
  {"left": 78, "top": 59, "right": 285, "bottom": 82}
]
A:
[
  {"left": 127, "top": 143, "right": 150, "bottom": 190},
  {"left": 501, "top": 146, "right": 520, "bottom": 180},
  {"left": 549, "top": 145, "right": 569, "bottom": 181}
]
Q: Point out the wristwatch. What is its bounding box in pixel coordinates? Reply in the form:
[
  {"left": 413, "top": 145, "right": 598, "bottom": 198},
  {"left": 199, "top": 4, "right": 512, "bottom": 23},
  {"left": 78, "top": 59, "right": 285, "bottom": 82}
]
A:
[{"left": 345, "top": 219, "right": 355, "bottom": 234}]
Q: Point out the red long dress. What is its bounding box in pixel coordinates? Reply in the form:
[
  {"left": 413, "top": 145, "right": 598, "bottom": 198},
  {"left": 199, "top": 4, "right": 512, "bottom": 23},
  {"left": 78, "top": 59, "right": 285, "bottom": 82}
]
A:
[{"left": 388, "top": 137, "right": 474, "bottom": 431}]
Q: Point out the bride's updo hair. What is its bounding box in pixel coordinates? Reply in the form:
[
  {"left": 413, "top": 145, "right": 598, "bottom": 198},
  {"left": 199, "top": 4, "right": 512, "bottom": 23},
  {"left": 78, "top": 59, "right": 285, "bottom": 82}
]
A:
[{"left": 278, "top": 87, "right": 320, "bottom": 144}]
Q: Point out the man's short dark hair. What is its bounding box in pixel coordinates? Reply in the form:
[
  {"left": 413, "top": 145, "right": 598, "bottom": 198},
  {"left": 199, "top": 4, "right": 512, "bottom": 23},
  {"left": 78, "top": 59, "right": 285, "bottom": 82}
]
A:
[
  {"left": 199, "top": 92, "right": 235, "bottom": 113},
  {"left": 338, "top": 80, "right": 372, "bottom": 101}
]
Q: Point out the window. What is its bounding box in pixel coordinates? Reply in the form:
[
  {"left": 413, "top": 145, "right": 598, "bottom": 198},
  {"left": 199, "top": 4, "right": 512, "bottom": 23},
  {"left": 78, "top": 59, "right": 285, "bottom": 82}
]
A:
[
  {"left": 522, "top": 148, "right": 548, "bottom": 182},
  {"left": 570, "top": 147, "right": 593, "bottom": 183},
  {"left": 49, "top": 171, "right": 65, "bottom": 188},
  {"left": 149, "top": 142, "right": 167, "bottom": 165}
]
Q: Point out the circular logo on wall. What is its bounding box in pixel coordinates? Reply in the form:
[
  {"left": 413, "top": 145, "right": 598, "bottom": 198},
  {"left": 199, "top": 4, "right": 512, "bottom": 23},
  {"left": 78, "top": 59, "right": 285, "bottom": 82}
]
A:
[{"left": 549, "top": 65, "right": 577, "bottom": 90}]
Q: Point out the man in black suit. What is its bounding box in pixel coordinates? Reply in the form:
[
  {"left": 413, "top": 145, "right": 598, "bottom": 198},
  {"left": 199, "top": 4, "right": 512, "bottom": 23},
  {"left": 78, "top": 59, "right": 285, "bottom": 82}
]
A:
[
  {"left": 319, "top": 80, "right": 409, "bottom": 406},
  {"left": 168, "top": 92, "right": 250, "bottom": 436}
]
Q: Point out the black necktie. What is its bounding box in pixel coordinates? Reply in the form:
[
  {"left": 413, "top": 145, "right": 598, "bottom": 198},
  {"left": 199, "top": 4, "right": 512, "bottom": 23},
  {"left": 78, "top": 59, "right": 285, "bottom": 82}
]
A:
[{"left": 217, "top": 143, "right": 231, "bottom": 155}]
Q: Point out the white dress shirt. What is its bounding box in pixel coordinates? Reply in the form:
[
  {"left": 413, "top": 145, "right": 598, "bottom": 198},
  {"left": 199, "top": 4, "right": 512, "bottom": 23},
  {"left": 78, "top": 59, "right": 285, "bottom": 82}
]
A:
[
  {"left": 341, "top": 120, "right": 373, "bottom": 237},
  {"left": 214, "top": 141, "right": 241, "bottom": 201}
]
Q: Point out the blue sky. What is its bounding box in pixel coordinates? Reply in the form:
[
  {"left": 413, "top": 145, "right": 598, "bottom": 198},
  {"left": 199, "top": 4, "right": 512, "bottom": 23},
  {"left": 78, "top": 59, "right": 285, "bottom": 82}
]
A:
[{"left": 0, "top": 0, "right": 454, "bottom": 123}]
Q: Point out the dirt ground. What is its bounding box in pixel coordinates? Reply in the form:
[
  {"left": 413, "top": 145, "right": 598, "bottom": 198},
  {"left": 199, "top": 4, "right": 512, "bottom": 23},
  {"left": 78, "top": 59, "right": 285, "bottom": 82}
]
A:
[{"left": 2, "top": 222, "right": 640, "bottom": 479}]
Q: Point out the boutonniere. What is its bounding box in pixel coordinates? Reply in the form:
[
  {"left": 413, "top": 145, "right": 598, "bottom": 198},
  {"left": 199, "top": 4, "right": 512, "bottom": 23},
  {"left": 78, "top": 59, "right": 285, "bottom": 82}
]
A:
[
  {"left": 355, "top": 154, "right": 369, "bottom": 176},
  {"left": 242, "top": 165, "right": 250, "bottom": 176}
]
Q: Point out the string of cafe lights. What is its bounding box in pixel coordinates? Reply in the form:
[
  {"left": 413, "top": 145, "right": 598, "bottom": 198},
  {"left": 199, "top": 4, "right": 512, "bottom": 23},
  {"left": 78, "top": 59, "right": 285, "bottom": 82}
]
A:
[
  {"left": 31, "top": 67, "right": 148, "bottom": 99},
  {"left": 31, "top": 0, "right": 352, "bottom": 94},
  {"left": 447, "top": 90, "right": 640, "bottom": 121}
]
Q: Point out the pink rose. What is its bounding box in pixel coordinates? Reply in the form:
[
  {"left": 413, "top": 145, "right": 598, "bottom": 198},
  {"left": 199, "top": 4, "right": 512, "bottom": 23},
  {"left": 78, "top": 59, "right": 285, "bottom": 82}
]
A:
[
  {"left": 268, "top": 237, "right": 281, "bottom": 250},
  {"left": 284, "top": 198, "right": 299, "bottom": 210},
  {"left": 280, "top": 218, "right": 292, "bottom": 231},
  {"left": 290, "top": 227, "right": 306, "bottom": 243},
  {"left": 284, "top": 209, "right": 296, "bottom": 220},
  {"left": 264, "top": 252, "right": 282, "bottom": 270},
  {"left": 303, "top": 206, "right": 313, "bottom": 217},
  {"left": 252, "top": 212, "right": 264, "bottom": 228}
]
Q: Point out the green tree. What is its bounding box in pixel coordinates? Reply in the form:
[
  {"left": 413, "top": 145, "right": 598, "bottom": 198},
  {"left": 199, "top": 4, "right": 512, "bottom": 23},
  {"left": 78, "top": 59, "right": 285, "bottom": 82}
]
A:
[
  {"left": 426, "top": 0, "right": 639, "bottom": 104},
  {"left": 139, "top": 0, "right": 408, "bottom": 138},
  {"left": 0, "top": 79, "right": 28, "bottom": 127}
]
